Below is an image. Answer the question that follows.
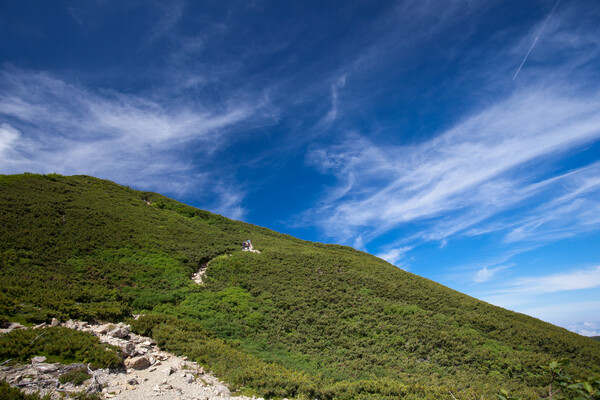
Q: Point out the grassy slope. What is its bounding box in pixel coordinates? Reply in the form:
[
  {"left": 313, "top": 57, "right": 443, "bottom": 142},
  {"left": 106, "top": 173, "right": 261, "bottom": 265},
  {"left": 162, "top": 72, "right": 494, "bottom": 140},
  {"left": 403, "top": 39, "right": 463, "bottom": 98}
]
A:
[{"left": 1, "top": 173, "right": 599, "bottom": 399}]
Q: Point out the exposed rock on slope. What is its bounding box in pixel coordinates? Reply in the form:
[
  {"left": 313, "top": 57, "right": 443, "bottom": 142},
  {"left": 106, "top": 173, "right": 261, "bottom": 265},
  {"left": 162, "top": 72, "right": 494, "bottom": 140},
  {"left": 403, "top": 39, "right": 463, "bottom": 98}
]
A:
[{"left": 0, "top": 319, "right": 265, "bottom": 400}]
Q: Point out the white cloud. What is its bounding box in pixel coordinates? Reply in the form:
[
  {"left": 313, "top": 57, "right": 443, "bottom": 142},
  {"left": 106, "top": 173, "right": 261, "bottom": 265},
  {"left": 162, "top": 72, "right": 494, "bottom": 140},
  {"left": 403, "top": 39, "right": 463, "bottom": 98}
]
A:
[
  {"left": 480, "top": 266, "right": 600, "bottom": 309},
  {"left": 474, "top": 264, "right": 511, "bottom": 284},
  {"left": 568, "top": 321, "right": 600, "bottom": 337},
  {"left": 319, "top": 75, "right": 347, "bottom": 127},
  {"left": 508, "top": 266, "right": 600, "bottom": 295},
  {"left": 511, "top": 302, "right": 600, "bottom": 334},
  {"left": 376, "top": 246, "right": 413, "bottom": 266},
  {"left": 503, "top": 163, "right": 600, "bottom": 243},
  {"left": 306, "top": 87, "right": 600, "bottom": 245},
  {"left": 0, "top": 68, "right": 268, "bottom": 219},
  {"left": 210, "top": 184, "right": 248, "bottom": 221},
  {"left": 0, "top": 123, "right": 20, "bottom": 157}
]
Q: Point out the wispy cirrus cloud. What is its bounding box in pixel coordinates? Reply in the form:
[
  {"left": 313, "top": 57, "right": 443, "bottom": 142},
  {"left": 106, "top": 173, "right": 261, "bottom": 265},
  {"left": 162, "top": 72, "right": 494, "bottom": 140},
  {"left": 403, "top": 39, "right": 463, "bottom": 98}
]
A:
[
  {"left": 0, "top": 68, "right": 269, "bottom": 218},
  {"left": 492, "top": 265, "right": 600, "bottom": 297},
  {"left": 301, "top": 0, "right": 600, "bottom": 254},
  {"left": 376, "top": 246, "right": 413, "bottom": 268},
  {"left": 0, "top": 123, "right": 20, "bottom": 157},
  {"left": 478, "top": 266, "right": 600, "bottom": 310},
  {"left": 318, "top": 75, "right": 347, "bottom": 128},
  {"left": 567, "top": 321, "right": 600, "bottom": 337},
  {"left": 503, "top": 163, "right": 600, "bottom": 243},
  {"left": 474, "top": 264, "right": 512, "bottom": 284},
  {"left": 305, "top": 86, "right": 600, "bottom": 247}
]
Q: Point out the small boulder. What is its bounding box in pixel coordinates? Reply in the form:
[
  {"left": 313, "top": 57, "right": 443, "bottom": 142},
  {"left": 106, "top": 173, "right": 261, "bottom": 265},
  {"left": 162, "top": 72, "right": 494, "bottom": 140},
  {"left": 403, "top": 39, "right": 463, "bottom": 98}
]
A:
[
  {"left": 182, "top": 373, "right": 194, "bottom": 384},
  {"left": 95, "top": 324, "right": 110, "bottom": 334},
  {"left": 51, "top": 318, "right": 60, "bottom": 327},
  {"left": 64, "top": 319, "right": 76, "bottom": 329},
  {"left": 126, "top": 377, "right": 139, "bottom": 385},
  {"left": 214, "top": 383, "right": 230, "bottom": 397},
  {"left": 8, "top": 322, "right": 25, "bottom": 331},
  {"left": 35, "top": 363, "right": 58, "bottom": 373},
  {"left": 122, "top": 342, "right": 137, "bottom": 357},
  {"left": 31, "top": 356, "right": 47, "bottom": 364},
  {"left": 124, "top": 356, "right": 151, "bottom": 370},
  {"left": 109, "top": 326, "right": 130, "bottom": 338},
  {"left": 163, "top": 365, "right": 176, "bottom": 375}
]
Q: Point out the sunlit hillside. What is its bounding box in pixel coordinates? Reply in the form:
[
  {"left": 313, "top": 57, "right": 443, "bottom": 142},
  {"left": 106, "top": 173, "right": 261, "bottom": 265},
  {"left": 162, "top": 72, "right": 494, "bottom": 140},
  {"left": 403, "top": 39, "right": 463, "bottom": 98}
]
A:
[{"left": 1, "top": 173, "right": 599, "bottom": 399}]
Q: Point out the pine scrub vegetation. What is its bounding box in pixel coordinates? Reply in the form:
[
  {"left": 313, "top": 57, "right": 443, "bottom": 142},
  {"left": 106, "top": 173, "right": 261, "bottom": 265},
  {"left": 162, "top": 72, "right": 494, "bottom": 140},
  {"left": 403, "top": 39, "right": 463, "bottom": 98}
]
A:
[{"left": 1, "top": 173, "right": 599, "bottom": 399}]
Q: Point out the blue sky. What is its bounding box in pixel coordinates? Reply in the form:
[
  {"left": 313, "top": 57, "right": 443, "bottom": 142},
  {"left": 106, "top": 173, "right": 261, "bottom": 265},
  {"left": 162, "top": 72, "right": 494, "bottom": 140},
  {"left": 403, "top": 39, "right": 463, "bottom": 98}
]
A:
[{"left": 1, "top": 0, "right": 599, "bottom": 335}]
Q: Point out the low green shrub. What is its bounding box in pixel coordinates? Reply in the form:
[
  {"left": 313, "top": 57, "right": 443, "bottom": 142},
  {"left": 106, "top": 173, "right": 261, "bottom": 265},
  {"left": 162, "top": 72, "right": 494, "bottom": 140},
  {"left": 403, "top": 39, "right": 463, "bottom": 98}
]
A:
[
  {"left": 0, "top": 327, "right": 122, "bottom": 369},
  {"left": 59, "top": 366, "right": 91, "bottom": 386},
  {"left": 0, "top": 380, "right": 51, "bottom": 399},
  {"left": 497, "top": 360, "right": 600, "bottom": 400},
  {"left": 130, "top": 314, "right": 450, "bottom": 400}
]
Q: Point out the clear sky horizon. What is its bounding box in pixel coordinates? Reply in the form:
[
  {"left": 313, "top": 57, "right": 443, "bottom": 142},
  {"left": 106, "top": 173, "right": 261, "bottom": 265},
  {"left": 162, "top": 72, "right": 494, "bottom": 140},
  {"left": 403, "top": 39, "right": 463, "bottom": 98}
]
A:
[{"left": 1, "top": 1, "right": 599, "bottom": 335}]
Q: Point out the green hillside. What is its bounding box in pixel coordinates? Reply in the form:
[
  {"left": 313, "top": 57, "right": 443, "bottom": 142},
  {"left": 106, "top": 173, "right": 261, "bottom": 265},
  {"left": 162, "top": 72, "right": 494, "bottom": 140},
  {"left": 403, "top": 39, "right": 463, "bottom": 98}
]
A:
[{"left": 1, "top": 173, "right": 599, "bottom": 399}]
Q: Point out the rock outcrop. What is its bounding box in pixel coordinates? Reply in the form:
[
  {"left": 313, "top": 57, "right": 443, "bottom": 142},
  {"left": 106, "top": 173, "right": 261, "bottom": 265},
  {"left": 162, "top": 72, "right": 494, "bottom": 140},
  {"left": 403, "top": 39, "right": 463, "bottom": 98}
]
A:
[{"left": 0, "top": 319, "right": 265, "bottom": 400}]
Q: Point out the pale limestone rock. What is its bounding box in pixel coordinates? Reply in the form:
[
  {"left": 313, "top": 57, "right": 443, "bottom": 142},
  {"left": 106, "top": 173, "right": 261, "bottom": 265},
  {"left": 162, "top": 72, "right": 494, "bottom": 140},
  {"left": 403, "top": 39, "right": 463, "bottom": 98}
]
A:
[
  {"left": 122, "top": 342, "right": 137, "bottom": 357},
  {"left": 35, "top": 363, "right": 58, "bottom": 373},
  {"left": 124, "top": 356, "right": 151, "bottom": 370},
  {"left": 163, "top": 365, "right": 176, "bottom": 375},
  {"left": 109, "top": 326, "right": 130, "bottom": 338}
]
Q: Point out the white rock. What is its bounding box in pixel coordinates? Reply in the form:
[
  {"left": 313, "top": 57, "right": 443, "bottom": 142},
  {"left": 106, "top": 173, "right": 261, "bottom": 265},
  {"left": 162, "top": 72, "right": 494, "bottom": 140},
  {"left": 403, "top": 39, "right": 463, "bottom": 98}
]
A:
[
  {"left": 50, "top": 318, "right": 60, "bottom": 327},
  {"left": 163, "top": 365, "right": 176, "bottom": 375},
  {"left": 109, "top": 326, "right": 130, "bottom": 338},
  {"left": 31, "top": 356, "right": 46, "bottom": 364},
  {"left": 7, "top": 322, "right": 26, "bottom": 331},
  {"left": 95, "top": 325, "right": 110, "bottom": 334},
  {"left": 214, "top": 383, "right": 230, "bottom": 396},
  {"left": 124, "top": 356, "right": 151, "bottom": 370},
  {"left": 35, "top": 363, "right": 58, "bottom": 373},
  {"left": 122, "top": 342, "right": 137, "bottom": 357}
]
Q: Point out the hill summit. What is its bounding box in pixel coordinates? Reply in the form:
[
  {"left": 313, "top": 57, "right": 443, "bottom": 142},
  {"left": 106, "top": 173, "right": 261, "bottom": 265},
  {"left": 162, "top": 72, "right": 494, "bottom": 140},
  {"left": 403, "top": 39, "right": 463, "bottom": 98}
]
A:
[{"left": 1, "top": 173, "right": 599, "bottom": 399}]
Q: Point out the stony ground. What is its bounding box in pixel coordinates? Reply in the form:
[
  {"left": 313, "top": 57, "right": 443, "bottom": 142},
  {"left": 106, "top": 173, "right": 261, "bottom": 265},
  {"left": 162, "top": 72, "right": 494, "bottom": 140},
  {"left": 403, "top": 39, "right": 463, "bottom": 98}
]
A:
[{"left": 0, "top": 319, "right": 266, "bottom": 400}]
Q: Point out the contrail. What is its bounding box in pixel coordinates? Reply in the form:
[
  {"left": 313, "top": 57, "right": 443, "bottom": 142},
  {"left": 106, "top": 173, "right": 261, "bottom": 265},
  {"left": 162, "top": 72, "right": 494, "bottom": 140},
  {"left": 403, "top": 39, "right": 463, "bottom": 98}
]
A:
[{"left": 512, "top": 0, "right": 562, "bottom": 81}]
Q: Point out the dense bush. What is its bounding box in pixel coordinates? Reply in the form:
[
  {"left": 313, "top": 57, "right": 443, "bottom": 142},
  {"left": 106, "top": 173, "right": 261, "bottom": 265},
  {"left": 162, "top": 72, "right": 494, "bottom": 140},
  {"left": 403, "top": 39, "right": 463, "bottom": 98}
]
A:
[
  {"left": 0, "top": 380, "right": 51, "bottom": 399},
  {"left": 1, "top": 173, "right": 599, "bottom": 399},
  {"left": 0, "top": 327, "right": 122, "bottom": 369},
  {"left": 59, "top": 366, "right": 91, "bottom": 386},
  {"left": 130, "top": 314, "right": 450, "bottom": 400}
]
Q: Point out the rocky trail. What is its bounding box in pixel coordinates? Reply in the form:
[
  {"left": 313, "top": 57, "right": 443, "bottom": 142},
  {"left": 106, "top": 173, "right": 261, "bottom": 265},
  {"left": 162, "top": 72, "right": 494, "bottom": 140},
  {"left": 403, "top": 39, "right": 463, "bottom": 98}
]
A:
[{"left": 0, "top": 319, "right": 265, "bottom": 400}]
